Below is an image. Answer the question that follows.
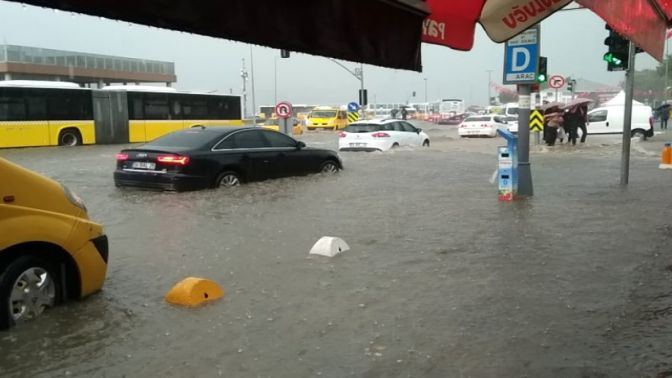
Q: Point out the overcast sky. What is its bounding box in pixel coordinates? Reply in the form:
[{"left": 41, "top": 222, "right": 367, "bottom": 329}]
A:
[{"left": 0, "top": 1, "right": 661, "bottom": 109}]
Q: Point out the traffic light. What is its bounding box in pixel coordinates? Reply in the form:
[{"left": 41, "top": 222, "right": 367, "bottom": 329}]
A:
[
  {"left": 536, "top": 56, "right": 547, "bottom": 83},
  {"left": 603, "top": 24, "right": 629, "bottom": 71},
  {"left": 567, "top": 77, "right": 574, "bottom": 92}
]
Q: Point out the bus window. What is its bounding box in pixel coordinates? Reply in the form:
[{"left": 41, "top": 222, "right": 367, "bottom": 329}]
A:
[
  {"left": 143, "top": 93, "right": 170, "bottom": 120},
  {"left": 183, "top": 97, "right": 208, "bottom": 119},
  {"left": 128, "top": 94, "right": 144, "bottom": 120},
  {"left": 0, "top": 96, "right": 26, "bottom": 121},
  {"left": 171, "top": 98, "right": 182, "bottom": 118},
  {"left": 26, "top": 95, "right": 47, "bottom": 121}
]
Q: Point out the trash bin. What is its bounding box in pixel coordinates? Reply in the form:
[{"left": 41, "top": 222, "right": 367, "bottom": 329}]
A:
[{"left": 496, "top": 129, "right": 518, "bottom": 201}]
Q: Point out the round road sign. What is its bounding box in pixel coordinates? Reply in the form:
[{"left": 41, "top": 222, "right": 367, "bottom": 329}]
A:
[
  {"left": 347, "top": 102, "right": 360, "bottom": 112},
  {"left": 275, "top": 101, "right": 293, "bottom": 119},
  {"left": 549, "top": 75, "right": 565, "bottom": 89}
]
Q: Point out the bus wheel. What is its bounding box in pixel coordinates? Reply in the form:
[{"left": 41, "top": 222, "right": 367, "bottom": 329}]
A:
[{"left": 58, "top": 129, "right": 82, "bottom": 147}]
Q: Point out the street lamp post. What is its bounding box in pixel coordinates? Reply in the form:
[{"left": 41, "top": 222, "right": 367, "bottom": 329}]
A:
[
  {"left": 328, "top": 58, "right": 364, "bottom": 113},
  {"left": 250, "top": 47, "right": 257, "bottom": 124},
  {"left": 241, "top": 58, "right": 248, "bottom": 119},
  {"left": 424, "top": 78, "right": 428, "bottom": 102},
  {"left": 274, "top": 56, "right": 278, "bottom": 105},
  {"left": 486, "top": 69, "right": 494, "bottom": 105}
]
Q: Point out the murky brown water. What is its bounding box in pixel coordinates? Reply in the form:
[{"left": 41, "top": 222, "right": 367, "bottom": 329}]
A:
[{"left": 1, "top": 122, "right": 671, "bottom": 377}]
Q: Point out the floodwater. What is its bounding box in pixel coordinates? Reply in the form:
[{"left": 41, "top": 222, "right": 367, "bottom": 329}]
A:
[{"left": 1, "top": 122, "right": 671, "bottom": 377}]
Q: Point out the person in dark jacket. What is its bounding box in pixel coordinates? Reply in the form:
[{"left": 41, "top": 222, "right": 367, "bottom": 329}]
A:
[{"left": 563, "top": 107, "right": 581, "bottom": 145}]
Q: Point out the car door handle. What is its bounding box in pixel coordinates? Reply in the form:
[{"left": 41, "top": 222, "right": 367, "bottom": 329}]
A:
[{"left": 606, "top": 122, "right": 609, "bottom": 127}]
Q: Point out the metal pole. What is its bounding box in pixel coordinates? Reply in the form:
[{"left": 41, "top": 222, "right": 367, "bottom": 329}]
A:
[
  {"left": 241, "top": 58, "right": 247, "bottom": 119},
  {"left": 665, "top": 38, "right": 669, "bottom": 102},
  {"left": 359, "top": 63, "right": 365, "bottom": 118},
  {"left": 517, "top": 84, "right": 533, "bottom": 196},
  {"left": 250, "top": 47, "right": 257, "bottom": 124},
  {"left": 620, "top": 41, "right": 636, "bottom": 186},
  {"left": 424, "top": 78, "right": 428, "bottom": 103},
  {"left": 487, "top": 70, "right": 493, "bottom": 105},
  {"left": 274, "top": 57, "right": 278, "bottom": 105}
]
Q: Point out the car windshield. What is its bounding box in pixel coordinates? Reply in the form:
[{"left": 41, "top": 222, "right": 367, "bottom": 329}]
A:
[
  {"left": 145, "top": 130, "right": 218, "bottom": 149},
  {"left": 464, "top": 116, "right": 492, "bottom": 122},
  {"left": 310, "top": 111, "right": 336, "bottom": 118},
  {"left": 345, "top": 123, "right": 383, "bottom": 133}
]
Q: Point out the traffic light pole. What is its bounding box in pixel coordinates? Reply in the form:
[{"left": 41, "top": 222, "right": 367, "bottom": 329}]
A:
[
  {"left": 620, "top": 41, "right": 636, "bottom": 186},
  {"left": 518, "top": 84, "right": 533, "bottom": 196}
]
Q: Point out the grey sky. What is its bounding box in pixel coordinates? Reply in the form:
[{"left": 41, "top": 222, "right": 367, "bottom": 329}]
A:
[{"left": 0, "top": 1, "right": 661, "bottom": 109}]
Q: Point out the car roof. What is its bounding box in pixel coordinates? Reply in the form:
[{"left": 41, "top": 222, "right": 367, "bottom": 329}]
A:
[
  {"left": 349, "top": 118, "right": 399, "bottom": 125},
  {"left": 171, "top": 126, "right": 258, "bottom": 137}
]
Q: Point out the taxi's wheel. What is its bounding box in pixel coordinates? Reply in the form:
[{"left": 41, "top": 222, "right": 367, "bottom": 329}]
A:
[
  {"left": 216, "top": 171, "right": 241, "bottom": 188},
  {"left": 0, "top": 256, "right": 60, "bottom": 330},
  {"left": 320, "top": 160, "right": 340, "bottom": 174}
]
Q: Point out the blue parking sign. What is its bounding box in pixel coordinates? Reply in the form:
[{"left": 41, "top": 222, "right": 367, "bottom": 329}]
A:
[
  {"left": 347, "top": 102, "right": 360, "bottom": 112},
  {"left": 503, "top": 26, "right": 540, "bottom": 85}
]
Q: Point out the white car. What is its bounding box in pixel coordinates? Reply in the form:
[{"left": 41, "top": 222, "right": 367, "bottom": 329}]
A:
[
  {"left": 338, "top": 119, "right": 430, "bottom": 152},
  {"left": 458, "top": 114, "right": 509, "bottom": 137},
  {"left": 504, "top": 116, "right": 519, "bottom": 133}
]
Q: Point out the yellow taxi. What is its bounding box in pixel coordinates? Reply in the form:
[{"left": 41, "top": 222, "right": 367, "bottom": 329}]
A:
[
  {"left": 306, "top": 107, "right": 348, "bottom": 130},
  {"left": 261, "top": 116, "right": 304, "bottom": 136},
  {"left": 0, "top": 157, "right": 108, "bottom": 329}
]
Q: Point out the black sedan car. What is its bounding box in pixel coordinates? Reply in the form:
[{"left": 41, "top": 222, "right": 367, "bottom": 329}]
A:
[{"left": 114, "top": 127, "right": 342, "bottom": 191}]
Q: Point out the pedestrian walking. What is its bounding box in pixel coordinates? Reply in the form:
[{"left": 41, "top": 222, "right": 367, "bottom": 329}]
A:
[
  {"left": 661, "top": 107, "right": 669, "bottom": 130},
  {"left": 563, "top": 107, "right": 581, "bottom": 145},
  {"left": 391, "top": 108, "right": 399, "bottom": 119},
  {"left": 578, "top": 105, "right": 588, "bottom": 143},
  {"left": 401, "top": 107, "right": 408, "bottom": 120},
  {"left": 544, "top": 111, "right": 563, "bottom": 146}
]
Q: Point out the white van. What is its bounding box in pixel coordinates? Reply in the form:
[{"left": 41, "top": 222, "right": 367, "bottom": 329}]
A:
[{"left": 586, "top": 105, "right": 654, "bottom": 139}]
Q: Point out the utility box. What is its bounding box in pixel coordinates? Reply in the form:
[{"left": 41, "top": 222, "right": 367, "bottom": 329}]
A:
[{"left": 497, "top": 129, "right": 519, "bottom": 201}]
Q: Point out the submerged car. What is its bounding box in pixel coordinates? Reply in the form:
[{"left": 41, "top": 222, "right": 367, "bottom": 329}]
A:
[
  {"left": 458, "top": 114, "right": 508, "bottom": 137},
  {"left": 0, "top": 157, "right": 108, "bottom": 330},
  {"left": 114, "top": 127, "right": 342, "bottom": 191},
  {"left": 338, "top": 119, "right": 430, "bottom": 152}
]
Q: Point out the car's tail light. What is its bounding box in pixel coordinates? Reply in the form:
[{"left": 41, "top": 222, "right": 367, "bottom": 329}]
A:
[
  {"left": 371, "top": 132, "right": 390, "bottom": 138},
  {"left": 157, "top": 154, "right": 190, "bottom": 165},
  {"left": 115, "top": 153, "right": 128, "bottom": 161},
  {"left": 338, "top": 132, "right": 346, "bottom": 138}
]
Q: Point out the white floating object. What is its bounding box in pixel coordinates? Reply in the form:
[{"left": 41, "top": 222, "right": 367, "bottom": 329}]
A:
[{"left": 309, "top": 236, "right": 350, "bottom": 257}]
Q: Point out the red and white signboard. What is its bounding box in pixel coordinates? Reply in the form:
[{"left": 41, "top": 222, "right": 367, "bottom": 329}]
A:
[
  {"left": 549, "top": 75, "right": 565, "bottom": 89},
  {"left": 275, "top": 101, "right": 293, "bottom": 119}
]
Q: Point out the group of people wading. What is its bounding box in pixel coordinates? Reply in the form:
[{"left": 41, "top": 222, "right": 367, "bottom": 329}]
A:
[{"left": 542, "top": 104, "right": 588, "bottom": 146}]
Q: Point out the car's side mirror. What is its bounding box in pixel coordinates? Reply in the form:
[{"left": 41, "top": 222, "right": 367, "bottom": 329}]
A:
[
  {"left": 296, "top": 141, "right": 306, "bottom": 149},
  {"left": 416, "top": 128, "right": 422, "bottom": 133}
]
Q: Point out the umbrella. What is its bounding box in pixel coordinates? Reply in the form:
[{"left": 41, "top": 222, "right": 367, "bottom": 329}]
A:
[
  {"left": 422, "top": 0, "right": 572, "bottom": 50},
  {"left": 654, "top": 103, "right": 671, "bottom": 111},
  {"left": 540, "top": 102, "right": 564, "bottom": 111},
  {"left": 561, "top": 98, "right": 594, "bottom": 110}
]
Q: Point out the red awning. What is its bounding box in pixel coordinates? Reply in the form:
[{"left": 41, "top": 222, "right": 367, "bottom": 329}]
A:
[
  {"left": 576, "top": 0, "right": 670, "bottom": 61},
  {"left": 422, "top": 0, "right": 571, "bottom": 50}
]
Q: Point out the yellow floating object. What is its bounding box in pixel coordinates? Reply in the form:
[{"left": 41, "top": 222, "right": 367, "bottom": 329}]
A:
[{"left": 164, "top": 277, "right": 224, "bottom": 307}]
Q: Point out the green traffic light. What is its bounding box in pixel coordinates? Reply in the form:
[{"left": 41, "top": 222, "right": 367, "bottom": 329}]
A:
[
  {"left": 603, "top": 52, "right": 623, "bottom": 66},
  {"left": 536, "top": 74, "right": 547, "bottom": 83}
]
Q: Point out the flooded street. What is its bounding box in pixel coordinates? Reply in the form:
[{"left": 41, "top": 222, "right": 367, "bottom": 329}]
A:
[{"left": 1, "top": 122, "right": 671, "bottom": 377}]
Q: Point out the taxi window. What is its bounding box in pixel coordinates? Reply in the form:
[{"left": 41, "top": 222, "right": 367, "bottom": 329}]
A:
[{"left": 310, "top": 111, "right": 336, "bottom": 118}]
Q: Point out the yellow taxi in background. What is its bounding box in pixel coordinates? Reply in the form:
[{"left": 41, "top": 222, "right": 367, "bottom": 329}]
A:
[
  {"left": 306, "top": 107, "right": 348, "bottom": 130},
  {"left": 0, "top": 157, "right": 108, "bottom": 329},
  {"left": 261, "top": 117, "right": 304, "bottom": 136}
]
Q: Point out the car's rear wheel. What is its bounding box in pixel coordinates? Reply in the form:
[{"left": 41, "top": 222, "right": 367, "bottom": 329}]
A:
[
  {"left": 320, "top": 160, "right": 340, "bottom": 173},
  {"left": 216, "top": 171, "right": 241, "bottom": 188},
  {"left": 391, "top": 143, "right": 400, "bottom": 148},
  {"left": 0, "top": 256, "right": 60, "bottom": 330},
  {"left": 422, "top": 139, "right": 430, "bottom": 147}
]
